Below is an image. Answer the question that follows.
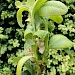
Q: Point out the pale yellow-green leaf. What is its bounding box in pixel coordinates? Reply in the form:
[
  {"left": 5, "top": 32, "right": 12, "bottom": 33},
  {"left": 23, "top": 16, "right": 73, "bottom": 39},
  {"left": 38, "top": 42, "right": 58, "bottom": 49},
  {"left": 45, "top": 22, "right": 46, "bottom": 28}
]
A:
[
  {"left": 24, "top": 28, "right": 33, "bottom": 39},
  {"left": 34, "top": 30, "right": 48, "bottom": 41},
  {"left": 49, "top": 34, "right": 73, "bottom": 49},
  {"left": 26, "top": 0, "right": 35, "bottom": 9},
  {"left": 50, "top": 16, "right": 63, "bottom": 24},
  {"left": 32, "top": 0, "right": 47, "bottom": 15},
  {"left": 39, "top": 1, "right": 68, "bottom": 17},
  {"left": 17, "top": 7, "right": 29, "bottom": 28},
  {"left": 16, "top": 56, "right": 33, "bottom": 75},
  {"left": 15, "top": 1, "right": 23, "bottom": 8},
  {"left": 31, "top": 0, "right": 47, "bottom": 25}
]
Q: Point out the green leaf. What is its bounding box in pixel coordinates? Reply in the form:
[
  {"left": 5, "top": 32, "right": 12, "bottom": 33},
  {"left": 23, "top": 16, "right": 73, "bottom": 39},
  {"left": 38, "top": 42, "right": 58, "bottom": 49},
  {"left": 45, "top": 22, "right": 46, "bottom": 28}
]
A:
[
  {"left": 24, "top": 29, "right": 33, "bottom": 39},
  {"left": 39, "top": 1, "right": 68, "bottom": 18},
  {"left": 15, "top": 1, "right": 23, "bottom": 8},
  {"left": 13, "top": 57, "right": 22, "bottom": 64},
  {"left": 22, "top": 70, "right": 31, "bottom": 75},
  {"left": 24, "top": 60, "right": 34, "bottom": 75},
  {"left": 34, "top": 30, "right": 48, "bottom": 41},
  {"left": 16, "top": 56, "right": 33, "bottom": 75},
  {"left": 70, "top": 73, "right": 75, "bottom": 75},
  {"left": 0, "top": 34, "right": 8, "bottom": 39},
  {"left": 48, "top": 21, "right": 55, "bottom": 32},
  {"left": 64, "top": 48, "right": 74, "bottom": 57},
  {"left": 26, "top": 0, "right": 35, "bottom": 9},
  {"left": 34, "top": 13, "right": 42, "bottom": 30},
  {"left": 50, "top": 16, "right": 63, "bottom": 24},
  {"left": 31, "top": 0, "right": 47, "bottom": 25},
  {"left": 17, "top": 7, "right": 29, "bottom": 28},
  {"left": 32, "top": 0, "right": 47, "bottom": 16},
  {"left": 49, "top": 34, "right": 73, "bottom": 49},
  {"left": 24, "top": 39, "right": 35, "bottom": 50},
  {"left": 0, "top": 45, "right": 7, "bottom": 55}
]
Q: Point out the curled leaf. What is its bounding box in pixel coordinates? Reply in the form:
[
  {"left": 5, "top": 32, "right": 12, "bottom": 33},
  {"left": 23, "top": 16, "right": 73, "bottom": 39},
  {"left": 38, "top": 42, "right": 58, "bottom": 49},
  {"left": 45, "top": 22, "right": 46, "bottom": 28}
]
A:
[
  {"left": 32, "top": 0, "right": 47, "bottom": 16},
  {"left": 16, "top": 56, "right": 33, "bottom": 75},
  {"left": 49, "top": 34, "right": 73, "bottom": 49},
  {"left": 17, "top": 7, "right": 29, "bottom": 28},
  {"left": 31, "top": 0, "right": 47, "bottom": 25},
  {"left": 15, "top": 1, "right": 23, "bottom": 8},
  {"left": 39, "top": 1, "right": 68, "bottom": 18}
]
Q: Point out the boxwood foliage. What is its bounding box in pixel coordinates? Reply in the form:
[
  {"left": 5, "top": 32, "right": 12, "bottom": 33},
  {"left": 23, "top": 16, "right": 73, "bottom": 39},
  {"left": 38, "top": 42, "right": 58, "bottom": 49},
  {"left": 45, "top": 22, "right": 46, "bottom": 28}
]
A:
[{"left": 0, "top": 0, "right": 75, "bottom": 75}]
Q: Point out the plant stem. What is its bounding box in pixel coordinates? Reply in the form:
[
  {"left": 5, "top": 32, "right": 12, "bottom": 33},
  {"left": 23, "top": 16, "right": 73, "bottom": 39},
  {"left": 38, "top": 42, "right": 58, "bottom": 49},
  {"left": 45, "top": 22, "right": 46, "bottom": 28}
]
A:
[
  {"left": 31, "top": 16, "right": 41, "bottom": 75},
  {"left": 31, "top": 14, "right": 38, "bottom": 61},
  {"left": 42, "top": 19, "right": 49, "bottom": 64},
  {"left": 32, "top": 43, "right": 38, "bottom": 61}
]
